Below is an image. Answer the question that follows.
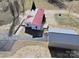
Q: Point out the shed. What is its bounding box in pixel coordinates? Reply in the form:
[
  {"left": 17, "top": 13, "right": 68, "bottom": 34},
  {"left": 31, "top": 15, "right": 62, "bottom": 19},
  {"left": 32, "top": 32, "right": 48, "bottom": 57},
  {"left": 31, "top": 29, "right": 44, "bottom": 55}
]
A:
[
  {"left": 32, "top": 8, "right": 44, "bottom": 30},
  {"left": 24, "top": 8, "right": 44, "bottom": 30},
  {"left": 48, "top": 27, "right": 79, "bottom": 50}
]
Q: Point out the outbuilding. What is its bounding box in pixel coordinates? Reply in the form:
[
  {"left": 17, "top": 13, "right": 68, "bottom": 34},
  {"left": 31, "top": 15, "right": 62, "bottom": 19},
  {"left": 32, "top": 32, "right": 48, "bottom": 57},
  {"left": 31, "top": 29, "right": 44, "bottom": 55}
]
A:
[
  {"left": 24, "top": 8, "right": 46, "bottom": 38},
  {"left": 48, "top": 27, "right": 79, "bottom": 50},
  {"left": 24, "top": 8, "right": 45, "bottom": 30}
]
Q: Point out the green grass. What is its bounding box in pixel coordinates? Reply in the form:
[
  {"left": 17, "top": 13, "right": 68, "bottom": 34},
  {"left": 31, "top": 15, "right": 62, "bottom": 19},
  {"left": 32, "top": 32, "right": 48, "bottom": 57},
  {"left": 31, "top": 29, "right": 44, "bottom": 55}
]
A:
[{"left": 55, "top": 14, "right": 79, "bottom": 27}]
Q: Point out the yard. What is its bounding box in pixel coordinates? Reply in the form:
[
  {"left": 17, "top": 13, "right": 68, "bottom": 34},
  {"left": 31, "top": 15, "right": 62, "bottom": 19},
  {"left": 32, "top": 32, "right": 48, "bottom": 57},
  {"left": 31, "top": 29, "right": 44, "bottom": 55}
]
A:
[{"left": 55, "top": 13, "right": 79, "bottom": 28}]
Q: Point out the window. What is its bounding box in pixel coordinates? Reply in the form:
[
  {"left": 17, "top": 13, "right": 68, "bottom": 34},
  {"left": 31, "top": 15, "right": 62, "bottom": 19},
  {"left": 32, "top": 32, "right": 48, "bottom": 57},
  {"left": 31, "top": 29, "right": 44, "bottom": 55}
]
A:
[
  {"left": 27, "top": 24, "right": 29, "bottom": 27},
  {"left": 35, "top": 26, "right": 37, "bottom": 29}
]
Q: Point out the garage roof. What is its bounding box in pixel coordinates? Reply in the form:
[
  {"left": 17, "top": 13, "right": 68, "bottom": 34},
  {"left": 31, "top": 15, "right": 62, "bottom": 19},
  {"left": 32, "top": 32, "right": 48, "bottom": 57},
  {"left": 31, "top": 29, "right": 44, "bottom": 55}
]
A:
[
  {"left": 32, "top": 8, "right": 44, "bottom": 26},
  {"left": 48, "top": 27, "right": 77, "bottom": 35}
]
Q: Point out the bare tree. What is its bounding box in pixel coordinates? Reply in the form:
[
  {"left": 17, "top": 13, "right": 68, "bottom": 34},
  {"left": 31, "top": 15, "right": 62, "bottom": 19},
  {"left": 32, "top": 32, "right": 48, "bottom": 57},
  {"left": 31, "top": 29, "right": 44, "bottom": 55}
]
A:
[
  {"left": 8, "top": 2, "right": 16, "bottom": 36},
  {"left": 14, "top": 0, "right": 20, "bottom": 25},
  {"left": 68, "top": 2, "right": 73, "bottom": 16},
  {"left": 14, "top": 0, "right": 20, "bottom": 17},
  {"left": 21, "top": 0, "right": 25, "bottom": 15}
]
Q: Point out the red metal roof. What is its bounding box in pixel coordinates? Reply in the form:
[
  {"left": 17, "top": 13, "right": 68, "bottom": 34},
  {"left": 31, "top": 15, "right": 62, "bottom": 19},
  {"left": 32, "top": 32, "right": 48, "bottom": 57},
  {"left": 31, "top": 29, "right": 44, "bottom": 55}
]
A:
[{"left": 32, "top": 9, "right": 44, "bottom": 26}]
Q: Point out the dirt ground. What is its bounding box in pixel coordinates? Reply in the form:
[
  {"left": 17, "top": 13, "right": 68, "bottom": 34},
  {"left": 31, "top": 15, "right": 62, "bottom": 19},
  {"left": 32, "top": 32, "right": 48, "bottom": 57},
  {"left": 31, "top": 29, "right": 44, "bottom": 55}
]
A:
[
  {"left": 66, "top": 1, "right": 79, "bottom": 14},
  {"left": 0, "top": 40, "right": 51, "bottom": 58},
  {"left": 0, "top": 0, "right": 79, "bottom": 58}
]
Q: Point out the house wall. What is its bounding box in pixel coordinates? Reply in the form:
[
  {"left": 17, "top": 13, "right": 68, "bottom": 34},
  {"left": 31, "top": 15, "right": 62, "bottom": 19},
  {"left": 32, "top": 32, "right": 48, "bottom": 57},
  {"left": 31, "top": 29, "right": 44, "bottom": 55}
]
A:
[
  {"left": 48, "top": 32, "right": 79, "bottom": 50},
  {"left": 31, "top": 24, "right": 42, "bottom": 30}
]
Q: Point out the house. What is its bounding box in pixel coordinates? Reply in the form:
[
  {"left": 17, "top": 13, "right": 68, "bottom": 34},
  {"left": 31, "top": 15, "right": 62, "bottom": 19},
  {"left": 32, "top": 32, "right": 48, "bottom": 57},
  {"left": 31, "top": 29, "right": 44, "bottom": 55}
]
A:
[
  {"left": 23, "top": 8, "right": 46, "bottom": 38},
  {"left": 31, "top": 8, "right": 44, "bottom": 30},
  {"left": 24, "top": 8, "right": 45, "bottom": 30}
]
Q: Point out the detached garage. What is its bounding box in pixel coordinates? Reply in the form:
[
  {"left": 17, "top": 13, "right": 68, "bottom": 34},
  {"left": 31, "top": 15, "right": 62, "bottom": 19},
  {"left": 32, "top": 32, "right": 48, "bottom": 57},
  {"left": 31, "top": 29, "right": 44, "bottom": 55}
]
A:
[{"left": 48, "top": 27, "right": 79, "bottom": 50}]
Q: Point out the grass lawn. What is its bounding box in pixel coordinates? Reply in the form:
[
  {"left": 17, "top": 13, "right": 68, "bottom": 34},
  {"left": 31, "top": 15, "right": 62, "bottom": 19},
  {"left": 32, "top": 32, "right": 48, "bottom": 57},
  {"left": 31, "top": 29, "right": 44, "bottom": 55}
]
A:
[
  {"left": 0, "top": 0, "right": 56, "bottom": 26},
  {"left": 24, "top": 0, "right": 56, "bottom": 10},
  {"left": 55, "top": 14, "right": 79, "bottom": 28},
  {"left": 0, "top": 11, "right": 12, "bottom": 26}
]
